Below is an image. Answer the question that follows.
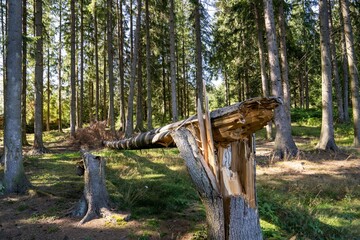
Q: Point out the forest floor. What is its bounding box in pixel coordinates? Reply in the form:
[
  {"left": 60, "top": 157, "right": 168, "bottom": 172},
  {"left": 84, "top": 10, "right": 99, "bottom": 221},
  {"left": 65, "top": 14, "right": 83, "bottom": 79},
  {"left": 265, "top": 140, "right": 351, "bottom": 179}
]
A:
[{"left": 0, "top": 129, "right": 360, "bottom": 240}]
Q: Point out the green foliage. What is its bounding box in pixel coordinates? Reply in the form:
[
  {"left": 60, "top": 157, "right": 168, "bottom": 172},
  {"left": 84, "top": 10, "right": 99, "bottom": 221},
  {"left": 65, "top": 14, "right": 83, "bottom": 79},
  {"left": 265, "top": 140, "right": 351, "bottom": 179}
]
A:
[{"left": 291, "top": 108, "right": 322, "bottom": 126}]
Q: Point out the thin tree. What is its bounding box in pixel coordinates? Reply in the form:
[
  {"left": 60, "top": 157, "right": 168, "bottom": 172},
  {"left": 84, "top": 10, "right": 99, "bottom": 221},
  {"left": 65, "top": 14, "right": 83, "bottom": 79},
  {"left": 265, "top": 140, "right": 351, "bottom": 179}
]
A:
[
  {"left": 317, "top": 0, "right": 338, "bottom": 151},
  {"left": 107, "top": 0, "right": 115, "bottom": 133},
  {"left": 70, "top": 0, "right": 76, "bottom": 137},
  {"left": 145, "top": 0, "right": 152, "bottom": 129},
  {"left": 194, "top": 0, "right": 203, "bottom": 111},
  {"left": 328, "top": 0, "right": 344, "bottom": 123},
  {"left": 169, "top": 0, "right": 178, "bottom": 122},
  {"left": 116, "top": 0, "right": 126, "bottom": 131},
  {"left": 254, "top": 1, "right": 272, "bottom": 140},
  {"left": 58, "top": 0, "right": 62, "bottom": 132},
  {"left": 278, "top": 0, "right": 291, "bottom": 120},
  {"left": 340, "top": 0, "right": 360, "bottom": 146},
  {"left": 135, "top": 44, "right": 144, "bottom": 131},
  {"left": 46, "top": 42, "right": 50, "bottom": 131},
  {"left": 339, "top": 0, "right": 349, "bottom": 122},
  {"left": 4, "top": 0, "right": 29, "bottom": 193},
  {"left": 263, "top": 0, "right": 298, "bottom": 158},
  {"left": 94, "top": 3, "right": 100, "bottom": 121},
  {"left": 33, "top": 0, "right": 47, "bottom": 153},
  {"left": 125, "top": 0, "right": 141, "bottom": 137},
  {"left": 22, "top": 0, "right": 29, "bottom": 145},
  {"left": 79, "top": 0, "right": 84, "bottom": 128}
]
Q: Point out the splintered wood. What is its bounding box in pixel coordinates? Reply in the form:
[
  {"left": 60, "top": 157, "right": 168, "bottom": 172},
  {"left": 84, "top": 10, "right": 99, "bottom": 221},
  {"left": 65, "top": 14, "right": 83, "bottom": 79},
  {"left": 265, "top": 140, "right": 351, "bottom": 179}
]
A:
[{"left": 103, "top": 97, "right": 281, "bottom": 209}]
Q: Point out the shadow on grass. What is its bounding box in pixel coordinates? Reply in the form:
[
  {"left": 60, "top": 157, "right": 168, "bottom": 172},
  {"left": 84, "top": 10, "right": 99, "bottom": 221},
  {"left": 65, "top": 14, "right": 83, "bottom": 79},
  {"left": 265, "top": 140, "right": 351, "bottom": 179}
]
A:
[{"left": 258, "top": 168, "right": 360, "bottom": 240}]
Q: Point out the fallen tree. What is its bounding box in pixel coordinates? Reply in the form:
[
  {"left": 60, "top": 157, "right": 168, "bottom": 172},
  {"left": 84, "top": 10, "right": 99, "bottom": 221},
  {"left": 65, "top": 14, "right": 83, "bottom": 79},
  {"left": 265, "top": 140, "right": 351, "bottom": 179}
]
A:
[{"left": 104, "top": 97, "right": 281, "bottom": 239}]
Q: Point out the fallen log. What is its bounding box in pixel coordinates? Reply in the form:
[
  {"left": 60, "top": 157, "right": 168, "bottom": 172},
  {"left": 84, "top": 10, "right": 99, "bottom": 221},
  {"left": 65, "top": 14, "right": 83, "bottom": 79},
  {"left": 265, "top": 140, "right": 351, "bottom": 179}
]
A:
[{"left": 103, "top": 97, "right": 281, "bottom": 149}]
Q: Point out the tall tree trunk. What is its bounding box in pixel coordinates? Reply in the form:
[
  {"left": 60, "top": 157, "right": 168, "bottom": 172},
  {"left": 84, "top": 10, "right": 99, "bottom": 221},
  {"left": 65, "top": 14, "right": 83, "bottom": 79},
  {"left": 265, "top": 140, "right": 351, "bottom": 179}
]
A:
[
  {"left": 145, "top": 0, "right": 152, "bottom": 129},
  {"left": 194, "top": 0, "right": 203, "bottom": 112},
  {"left": 70, "top": 0, "right": 76, "bottom": 137},
  {"left": 317, "top": 0, "right": 338, "bottom": 151},
  {"left": 4, "top": 0, "right": 29, "bottom": 193},
  {"left": 263, "top": 0, "right": 298, "bottom": 158},
  {"left": 58, "top": 0, "right": 62, "bottom": 132},
  {"left": 107, "top": 0, "right": 115, "bottom": 133},
  {"left": 46, "top": 44, "right": 50, "bottom": 131},
  {"left": 169, "top": 0, "right": 178, "bottom": 122},
  {"left": 328, "top": 0, "right": 344, "bottom": 123},
  {"left": 103, "top": 26, "right": 107, "bottom": 122},
  {"left": 162, "top": 54, "right": 167, "bottom": 122},
  {"left": 94, "top": 6, "right": 100, "bottom": 121},
  {"left": 278, "top": 0, "right": 291, "bottom": 121},
  {"left": 79, "top": 0, "right": 84, "bottom": 128},
  {"left": 22, "top": 0, "right": 29, "bottom": 145},
  {"left": 33, "top": 0, "right": 47, "bottom": 153},
  {"left": 117, "top": 0, "right": 126, "bottom": 131},
  {"left": 224, "top": 70, "right": 229, "bottom": 105},
  {"left": 254, "top": 1, "right": 272, "bottom": 140},
  {"left": 135, "top": 44, "right": 144, "bottom": 131},
  {"left": 339, "top": 0, "right": 349, "bottom": 122},
  {"left": 125, "top": 0, "right": 141, "bottom": 137},
  {"left": 340, "top": 0, "right": 360, "bottom": 146}
]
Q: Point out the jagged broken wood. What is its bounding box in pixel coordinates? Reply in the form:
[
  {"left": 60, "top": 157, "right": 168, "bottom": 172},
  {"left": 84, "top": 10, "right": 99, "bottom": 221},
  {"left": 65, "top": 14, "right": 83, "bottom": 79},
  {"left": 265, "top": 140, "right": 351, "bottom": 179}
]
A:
[
  {"left": 103, "top": 97, "right": 281, "bottom": 239},
  {"left": 103, "top": 97, "right": 281, "bottom": 149}
]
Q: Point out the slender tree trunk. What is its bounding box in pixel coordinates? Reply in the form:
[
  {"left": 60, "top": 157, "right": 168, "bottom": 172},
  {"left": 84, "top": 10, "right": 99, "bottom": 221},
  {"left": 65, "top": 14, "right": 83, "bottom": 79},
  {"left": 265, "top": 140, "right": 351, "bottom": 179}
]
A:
[
  {"left": 58, "top": 0, "right": 62, "bottom": 132},
  {"left": 117, "top": 0, "right": 126, "bottom": 131},
  {"left": 107, "top": 0, "right": 115, "bottom": 133},
  {"left": 79, "top": 0, "right": 84, "bottom": 128},
  {"left": 103, "top": 26, "right": 107, "bottom": 122},
  {"left": 340, "top": 0, "right": 360, "bottom": 146},
  {"left": 254, "top": 1, "right": 272, "bottom": 140},
  {"left": 145, "top": 0, "right": 152, "bottom": 129},
  {"left": 162, "top": 54, "right": 167, "bottom": 122},
  {"left": 317, "top": 0, "right": 338, "bottom": 151},
  {"left": 46, "top": 44, "right": 50, "bottom": 131},
  {"left": 328, "top": 0, "right": 344, "bottom": 123},
  {"left": 339, "top": 2, "right": 349, "bottom": 122},
  {"left": 135, "top": 44, "right": 144, "bottom": 132},
  {"left": 22, "top": 0, "right": 29, "bottom": 145},
  {"left": 4, "top": 0, "right": 29, "bottom": 193},
  {"left": 278, "top": 0, "right": 291, "bottom": 121},
  {"left": 70, "top": 0, "right": 76, "bottom": 137},
  {"left": 33, "top": 0, "right": 47, "bottom": 153},
  {"left": 263, "top": 0, "right": 297, "bottom": 158},
  {"left": 169, "top": 0, "right": 178, "bottom": 122},
  {"left": 94, "top": 7, "right": 100, "bottom": 121},
  {"left": 224, "top": 70, "right": 229, "bottom": 105},
  {"left": 125, "top": 0, "right": 141, "bottom": 137},
  {"left": 194, "top": 0, "right": 203, "bottom": 111}
]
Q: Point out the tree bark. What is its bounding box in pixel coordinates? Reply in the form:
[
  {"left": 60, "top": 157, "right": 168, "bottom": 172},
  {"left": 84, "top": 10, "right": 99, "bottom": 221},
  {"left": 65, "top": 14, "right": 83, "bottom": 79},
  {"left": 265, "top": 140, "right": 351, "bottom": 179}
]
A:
[
  {"left": 72, "top": 152, "right": 111, "bottom": 224},
  {"left": 4, "top": 0, "right": 29, "bottom": 193},
  {"left": 135, "top": 43, "right": 145, "bottom": 132},
  {"left": 263, "top": 0, "right": 297, "bottom": 158},
  {"left": 94, "top": 6, "right": 100, "bottom": 121},
  {"left": 79, "top": 0, "right": 84, "bottom": 128},
  {"left": 340, "top": 0, "right": 360, "bottom": 146},
  {"left": 46, "top": 44, "right": 50, "bottom": 132},
  {"left": 317, "top": 0, "right": 338, "bottom": 151}
]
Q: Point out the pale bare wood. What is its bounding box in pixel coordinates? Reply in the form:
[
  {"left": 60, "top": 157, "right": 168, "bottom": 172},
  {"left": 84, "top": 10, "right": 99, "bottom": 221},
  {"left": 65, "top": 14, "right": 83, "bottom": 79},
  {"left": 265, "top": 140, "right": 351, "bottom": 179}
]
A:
[{"left": 197, "top": 98, "right": 208, "bottom": 164}]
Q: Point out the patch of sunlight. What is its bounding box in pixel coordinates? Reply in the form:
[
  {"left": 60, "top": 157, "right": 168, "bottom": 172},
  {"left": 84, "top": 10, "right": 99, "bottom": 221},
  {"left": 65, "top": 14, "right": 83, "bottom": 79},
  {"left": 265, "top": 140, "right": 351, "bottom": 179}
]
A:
[
  {"left": 260, "top": 219, "right": 280, "bottom": 230},
  {"left": 318, "top": 215, "right": 346, "bottom": 228},
  {"left": 134, "top": 173, "right": 166, "bottom": 180}
]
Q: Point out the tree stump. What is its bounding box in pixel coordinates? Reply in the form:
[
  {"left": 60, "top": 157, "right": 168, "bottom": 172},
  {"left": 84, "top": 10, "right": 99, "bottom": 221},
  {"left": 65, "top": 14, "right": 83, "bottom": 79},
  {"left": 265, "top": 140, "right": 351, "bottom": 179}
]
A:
[{"left": 72, "top": 152, "right": 111, "bottom": 224}]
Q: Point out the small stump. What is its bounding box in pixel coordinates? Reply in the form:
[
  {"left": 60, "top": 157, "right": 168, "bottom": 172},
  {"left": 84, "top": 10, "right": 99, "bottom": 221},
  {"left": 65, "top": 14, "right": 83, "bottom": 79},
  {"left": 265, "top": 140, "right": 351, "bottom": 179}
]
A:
[{"left": 72, "top": 152, "right": 112, "bottom": 224}]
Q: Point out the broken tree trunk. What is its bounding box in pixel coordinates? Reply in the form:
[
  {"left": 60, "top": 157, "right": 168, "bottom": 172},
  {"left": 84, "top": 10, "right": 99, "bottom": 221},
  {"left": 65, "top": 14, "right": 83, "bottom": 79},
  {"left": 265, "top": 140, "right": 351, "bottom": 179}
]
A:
[
  {"left": 104, "top": 97, "right": 281, "bottom": 239},
  {"left": 72, "top": 152, "right": 112, "bottom": 224}
]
